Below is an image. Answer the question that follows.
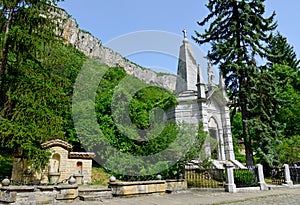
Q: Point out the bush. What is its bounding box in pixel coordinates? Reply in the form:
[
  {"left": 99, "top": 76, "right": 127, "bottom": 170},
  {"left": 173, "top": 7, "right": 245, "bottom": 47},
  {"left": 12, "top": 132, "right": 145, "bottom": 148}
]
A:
[
  {"left": 0, "top": 153, "right": 13, "bottom": 180},
  {"left": 233, "top": 169, "right": 257, "bottom": 187}
]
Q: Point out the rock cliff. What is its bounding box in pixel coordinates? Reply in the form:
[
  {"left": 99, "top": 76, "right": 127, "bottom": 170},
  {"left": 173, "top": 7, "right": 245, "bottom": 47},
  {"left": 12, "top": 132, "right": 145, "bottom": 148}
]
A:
[{"left": 57, "top": 8, "right": 176, "bottom": 91}]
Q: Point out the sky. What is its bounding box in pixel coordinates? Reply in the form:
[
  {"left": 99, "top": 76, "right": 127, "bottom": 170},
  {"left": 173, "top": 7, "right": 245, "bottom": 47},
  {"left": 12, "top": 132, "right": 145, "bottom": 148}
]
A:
[{"left": 57, "top": 0, "right": 300, "bottom": 74}]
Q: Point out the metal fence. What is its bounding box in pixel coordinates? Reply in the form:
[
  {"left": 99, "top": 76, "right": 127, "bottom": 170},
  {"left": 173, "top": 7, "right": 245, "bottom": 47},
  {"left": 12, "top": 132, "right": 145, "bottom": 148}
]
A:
[
  {"left": 185, "top": 166, "right": 225, "bottom": 188},
  {"left": 268, "top": 167, "right": 285, "bottom": 185},
  {"left": 290, "top": 166, "right": 300, "bottom": 184}
]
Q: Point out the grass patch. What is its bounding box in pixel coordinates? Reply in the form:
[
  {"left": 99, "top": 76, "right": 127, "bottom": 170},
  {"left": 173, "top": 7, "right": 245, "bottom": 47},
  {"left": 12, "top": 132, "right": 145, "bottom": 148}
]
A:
[{"left": 90, "top": 166, "right": 111, "bottom": 186}]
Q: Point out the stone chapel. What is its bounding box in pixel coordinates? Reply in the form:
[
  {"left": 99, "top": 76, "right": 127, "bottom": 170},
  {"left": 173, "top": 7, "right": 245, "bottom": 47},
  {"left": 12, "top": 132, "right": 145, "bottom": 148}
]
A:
[{"left": 169, "top": 30, "right": 244, "bottom": 169}]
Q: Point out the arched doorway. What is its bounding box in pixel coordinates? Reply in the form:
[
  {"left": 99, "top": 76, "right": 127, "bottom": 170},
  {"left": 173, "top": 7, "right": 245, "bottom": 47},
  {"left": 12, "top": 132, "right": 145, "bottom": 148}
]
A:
[{"left": 208, "top": 117, "right": 219, "bottom": 160}]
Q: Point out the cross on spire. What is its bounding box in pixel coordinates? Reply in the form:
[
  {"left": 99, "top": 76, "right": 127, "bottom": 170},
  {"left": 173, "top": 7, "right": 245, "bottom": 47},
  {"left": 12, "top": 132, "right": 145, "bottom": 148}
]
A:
[{"left": 182, "top": 29, "right": 187, "bottom": 38}]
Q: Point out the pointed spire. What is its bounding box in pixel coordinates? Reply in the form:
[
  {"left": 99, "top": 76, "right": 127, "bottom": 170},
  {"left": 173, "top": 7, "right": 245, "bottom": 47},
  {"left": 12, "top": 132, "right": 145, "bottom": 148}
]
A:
[
  {"left": 219, "top": 71, "right": 229, "bottom": 101},
  {"left": 219, "top": 71, "right": 225, "bottom": 90},
  {"left": 197, "top": 64, "right": 201, "bottom": 85},
  {"left": 205, "top": 56, "right": 216, "bottom": 89},
  {"left": 197, "top": 64, "right": 206, "bottom": 99},
  {"left": 175, "top": 29, "right": 198, "bottom": 93}
]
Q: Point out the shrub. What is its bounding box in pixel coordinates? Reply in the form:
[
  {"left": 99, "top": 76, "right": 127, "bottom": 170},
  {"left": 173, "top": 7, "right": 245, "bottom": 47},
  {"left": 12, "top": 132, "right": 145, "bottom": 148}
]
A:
[{"left": 233, "top": 169, "right": 257, "bottom": 187}]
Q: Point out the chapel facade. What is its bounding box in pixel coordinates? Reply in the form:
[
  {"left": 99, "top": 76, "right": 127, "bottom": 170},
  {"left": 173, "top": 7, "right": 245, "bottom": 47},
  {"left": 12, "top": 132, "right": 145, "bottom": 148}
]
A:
[{"left": 169, "top": 30, "right": 244, "bottom": 168}]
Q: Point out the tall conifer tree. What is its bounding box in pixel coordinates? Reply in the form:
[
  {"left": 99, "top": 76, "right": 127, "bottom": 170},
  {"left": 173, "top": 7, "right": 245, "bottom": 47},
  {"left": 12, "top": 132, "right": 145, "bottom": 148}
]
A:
[
  {"left": 0, "top": 0, "right": 63, "bottom": 170},
  {"left": 267, "top": 32, "right": 300, "bottom": 71},
  {"left": 193, "top": 0, "right": 277, "bottom": 166},
  {"left": 0, "top": 0, "right": 62, "bottom": 107}
]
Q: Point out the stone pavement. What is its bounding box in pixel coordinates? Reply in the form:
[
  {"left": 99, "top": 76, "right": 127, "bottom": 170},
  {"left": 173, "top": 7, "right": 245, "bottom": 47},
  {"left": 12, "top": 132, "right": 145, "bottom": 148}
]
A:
[{"left": 58, "top": 186, "right": 300, "bottom": 205}]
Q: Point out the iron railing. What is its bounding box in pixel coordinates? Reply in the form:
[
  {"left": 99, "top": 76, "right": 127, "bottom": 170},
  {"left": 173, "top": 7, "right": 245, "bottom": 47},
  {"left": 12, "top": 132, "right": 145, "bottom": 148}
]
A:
[
  {"left": 185, "top": 166, "right": 225, "bottom": 188},
  {"left": 269, "top": 167, "right": 285, "bottom": 185},
  {"left": 290, "top": 166, "right": 300, "bottom": 184}
]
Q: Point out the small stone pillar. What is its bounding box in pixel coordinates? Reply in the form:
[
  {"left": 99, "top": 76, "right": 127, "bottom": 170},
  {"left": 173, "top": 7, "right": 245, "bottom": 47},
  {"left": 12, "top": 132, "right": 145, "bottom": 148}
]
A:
[
  {"left": 224, "top": 162, "right": 236, "bottom": 193},
  {"left": 284, "top": 164, "right": 293, "bottom": 187},
  {"left": 256, "top": 164, "right": 268, "bottom": 190}
]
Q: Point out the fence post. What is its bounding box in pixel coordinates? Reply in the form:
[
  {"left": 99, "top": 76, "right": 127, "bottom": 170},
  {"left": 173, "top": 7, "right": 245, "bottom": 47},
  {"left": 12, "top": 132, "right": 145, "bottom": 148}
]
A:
[
  {"left": 256, "top": 164, "right": 268, "bottom": 190},
  {"left": 224, "top": 162, "right": 236, "bottom": 193},
  {"left": 284, "top": 164, "right": 293, "bottom": 187}
]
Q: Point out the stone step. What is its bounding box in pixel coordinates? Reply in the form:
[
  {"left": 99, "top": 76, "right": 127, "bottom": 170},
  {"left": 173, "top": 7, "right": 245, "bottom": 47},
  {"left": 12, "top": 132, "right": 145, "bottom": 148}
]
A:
[
  {"left": 78, "top": 186, "right": 112, "bottom": 201},
  {"left": 79, "top": 194, "right": 112, "bottom": 201}
]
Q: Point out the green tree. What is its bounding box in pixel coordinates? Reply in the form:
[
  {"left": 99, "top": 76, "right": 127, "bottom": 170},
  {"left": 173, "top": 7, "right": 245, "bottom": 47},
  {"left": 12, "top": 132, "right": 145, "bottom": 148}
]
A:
[
  {"left": 0, "top": 1, "right": 67, "bottom": 171},
  {"left": 0, "top": 43, "right": 86, "bottom": 171},
  {"left": 267, "top": 32, "right": 300, "bottom": 71},
  {"left": 0, "top": 0, "right": 63, "bottom": 107},
  {"left": 247, "top": 65, "right": 283, "bottom": 167},
  {"left": 247, "top": 36, "right": 300, "bottom": 166},
  {"left": 193, "top": 0, "right": 277, "bottom": 166},
  {"left": 275, "top": 135, "right": 300, "bottom": 165},
  {"left": 254, "top": 33, "right": 300, "bottom": 166},
  {"left": 265, "top": 33, "right": 300, "bottom": 138}
]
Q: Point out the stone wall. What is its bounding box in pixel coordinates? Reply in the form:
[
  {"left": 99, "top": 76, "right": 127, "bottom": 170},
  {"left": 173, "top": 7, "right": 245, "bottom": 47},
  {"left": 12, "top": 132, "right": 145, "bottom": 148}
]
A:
[
  {"left": 0, "top": 180, "right": 187, "bottom": 203},
  {"left": 109, "top": 180, "right": 187, "bottom": 196},
  {"left": 0, "top": 185, "right": 78, "bottom": 204},
  {"left": 109, "top": 180, "right": 166, "bottom": 196},
  {"left": 57, "top": 7, "right": 176, "bottom": 91}
]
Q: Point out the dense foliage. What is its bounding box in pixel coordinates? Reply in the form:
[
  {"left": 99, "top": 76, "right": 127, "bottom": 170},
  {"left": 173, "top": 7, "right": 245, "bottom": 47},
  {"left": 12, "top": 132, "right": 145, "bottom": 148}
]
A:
[
  {"left": 94, "top": 67, "right": 178, "bottom": 157},
  {"left": 0, "top": 0, "right": 66, "bottom": 169},
  {"left": 0, "top": 43, "right": 86, "bottom": 170},
  {"left": 73, "top": 64, "right": 207, "bottom": 180}
]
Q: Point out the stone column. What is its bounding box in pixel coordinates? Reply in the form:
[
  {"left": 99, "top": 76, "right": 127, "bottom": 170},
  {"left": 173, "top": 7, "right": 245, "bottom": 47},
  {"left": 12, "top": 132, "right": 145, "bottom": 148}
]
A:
[
  {"left": 218, "top": 129, "right": 225, "bottom": 160},
  {"left": 284, "top": 164, "right": 293, "bottom": 187},
  {"left": 224, "top": 162, "right": 236, "bottom": 193},
  {"left": 256, "top": 164, "right": 268, "bottom": 190}
]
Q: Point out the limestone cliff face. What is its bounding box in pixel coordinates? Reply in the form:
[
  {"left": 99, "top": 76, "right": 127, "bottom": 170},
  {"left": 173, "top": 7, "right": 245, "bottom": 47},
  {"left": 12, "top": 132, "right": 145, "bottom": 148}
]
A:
[{"left": 58, "top": 8, "right": 176, "bottom": 91}]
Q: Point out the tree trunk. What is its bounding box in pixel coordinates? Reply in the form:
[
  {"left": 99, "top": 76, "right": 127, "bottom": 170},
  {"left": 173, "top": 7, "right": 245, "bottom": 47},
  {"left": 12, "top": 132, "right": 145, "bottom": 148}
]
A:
[
  {"left": 242, "top": 106, "right": 254, "bottom": 167},
  {"left": 240, "top": 78, "right": 254, "bottom": 167},
  {"left": 0, "top": 7, "right": 14, "bottom": 79}
]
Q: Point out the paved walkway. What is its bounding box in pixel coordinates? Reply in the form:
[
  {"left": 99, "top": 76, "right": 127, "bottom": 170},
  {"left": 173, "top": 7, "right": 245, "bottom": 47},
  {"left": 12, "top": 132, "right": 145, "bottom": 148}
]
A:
[{"left": 59, "top": 186, "right": 300, "bottom": 205}]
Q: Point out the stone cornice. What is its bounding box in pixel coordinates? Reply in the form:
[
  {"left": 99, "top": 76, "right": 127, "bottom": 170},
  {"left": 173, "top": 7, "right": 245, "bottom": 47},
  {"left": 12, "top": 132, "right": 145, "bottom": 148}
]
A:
[
  {"left": 41, "top": 139, "right": 72, "bottom": 150},
  {"left": 68, "top": 152, "right": 96, "bottom": 159}
]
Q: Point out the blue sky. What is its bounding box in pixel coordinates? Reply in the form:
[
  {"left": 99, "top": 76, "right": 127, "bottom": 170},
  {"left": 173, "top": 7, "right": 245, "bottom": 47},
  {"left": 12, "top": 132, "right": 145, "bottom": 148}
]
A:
[{"left": 58, "top": 1, "right": 300, "bottom": 74}]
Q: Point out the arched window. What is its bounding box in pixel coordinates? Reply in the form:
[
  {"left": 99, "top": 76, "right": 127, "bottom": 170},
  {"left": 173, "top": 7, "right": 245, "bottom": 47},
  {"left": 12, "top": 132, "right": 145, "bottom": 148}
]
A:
[
  {"left": 76, "top": 161, "right": 83, "bottom": 174},
  {"left": 208, "top": 117, "right": 219, "bottom": 160}
]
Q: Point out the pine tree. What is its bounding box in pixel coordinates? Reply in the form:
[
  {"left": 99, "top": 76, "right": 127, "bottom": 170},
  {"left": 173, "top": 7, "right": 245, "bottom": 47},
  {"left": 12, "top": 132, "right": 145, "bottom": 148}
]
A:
[
  {"left": 267, "top": 32, "right": 300, "bottom": 71},
  {"left": 266, "top": 34, "right": 300, "bottom": 138},
  {"left": 0, "top": 0, "right": 63, "bottom": 108},
  {"left": 0, "top": 0, "right": 64, "bottom": 170},
  {"left": 193, "top": 0, "right": 277, "bottom": 166},
  {"left": 247, "top": 65, "right": 283, "bottom": 167}
]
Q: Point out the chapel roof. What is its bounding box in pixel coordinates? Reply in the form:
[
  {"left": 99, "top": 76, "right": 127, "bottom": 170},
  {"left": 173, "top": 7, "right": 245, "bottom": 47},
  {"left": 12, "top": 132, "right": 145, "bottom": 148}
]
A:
[
  {"left": 41, "top": 139, "right": 73, "bottom": 150},
  {"left": 68, "top": 152, "right": 96, "bottom": 159}
]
